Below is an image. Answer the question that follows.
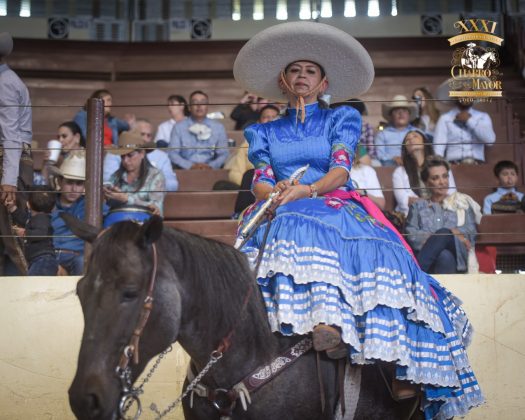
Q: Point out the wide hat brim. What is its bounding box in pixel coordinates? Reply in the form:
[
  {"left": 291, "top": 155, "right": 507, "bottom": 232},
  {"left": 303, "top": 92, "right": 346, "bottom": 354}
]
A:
[
  {"left": 233, "top": 22, "right": 374, "bottom": 102},
  {"left": 381, "top": 99, "right": 417, "bottom": 121}
]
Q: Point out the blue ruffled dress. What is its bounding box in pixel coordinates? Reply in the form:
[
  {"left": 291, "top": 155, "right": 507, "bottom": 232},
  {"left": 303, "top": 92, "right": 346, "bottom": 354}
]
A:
[{"left": 237, "top": 102, "right": 484, "bottom": 419}]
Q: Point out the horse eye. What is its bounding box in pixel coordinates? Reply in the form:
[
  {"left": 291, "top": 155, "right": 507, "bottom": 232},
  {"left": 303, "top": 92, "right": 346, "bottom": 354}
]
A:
[{"left": 122, "top": 290, "right": 139, "bottom": 301}]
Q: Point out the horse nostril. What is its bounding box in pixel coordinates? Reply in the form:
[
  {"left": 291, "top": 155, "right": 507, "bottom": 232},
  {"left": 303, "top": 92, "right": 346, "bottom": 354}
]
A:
[{"left": 84, "top": 393, "right": 101, "bottom": 418}]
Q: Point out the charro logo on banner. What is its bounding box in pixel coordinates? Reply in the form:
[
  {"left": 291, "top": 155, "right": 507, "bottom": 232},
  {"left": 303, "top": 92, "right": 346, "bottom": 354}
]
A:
[{"left": 448, "top": 19, "right": 503, "bottom": 102}]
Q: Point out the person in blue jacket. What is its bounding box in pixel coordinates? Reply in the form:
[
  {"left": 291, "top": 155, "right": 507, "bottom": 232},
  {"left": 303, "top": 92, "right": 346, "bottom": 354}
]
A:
[
  {"left": 73, "top": 89, "right": 130, "bottom": 146},
  {"left": 51, "top": 152, "right": 107, "bottom": 275}
]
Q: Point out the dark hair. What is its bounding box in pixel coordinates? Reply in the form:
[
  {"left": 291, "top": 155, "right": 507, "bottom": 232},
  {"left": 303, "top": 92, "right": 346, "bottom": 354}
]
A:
[
  {"left": 83, "top": 89, "right": 112, "bottom": 112},
  {"left": 330, "top": 98, "right": 367, "bottom": 115},
  {"left": 28, "top": 185, "right": 56, "bottom": 213},
  {"left": 114, "top": 152, "right": 151, "bottom": 193},
  {"left": 189, "top": 90, "right": 209, "bottom": 102},
  {"left": 59, "top": 121, "right": 86, "bottom": 148},
  {"left": 401, "top": 130, "right": 434, "bottom": 195},
  {"left": 168, "top": 94, "right": 190, "bottom": 116},
  {"left": 421, "top": 156, "right": 450, "bottom": 183},
  {"left": 284, "top": 60, "right": 326, "bottom": 78},
  {"left": 494, "top": 160, "right": 519, "bottom": 177},
  {"left": 259, "top": 104, "right": 280, "bottom": 115}
]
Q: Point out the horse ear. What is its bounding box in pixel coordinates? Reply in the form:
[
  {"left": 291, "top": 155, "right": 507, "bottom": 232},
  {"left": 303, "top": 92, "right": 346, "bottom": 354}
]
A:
[
  {"left": 136, "top": 216, "right": 163, "bottom": 247},
  {"left": 59, "top": 213, "right": 100, "bottom": 243}
]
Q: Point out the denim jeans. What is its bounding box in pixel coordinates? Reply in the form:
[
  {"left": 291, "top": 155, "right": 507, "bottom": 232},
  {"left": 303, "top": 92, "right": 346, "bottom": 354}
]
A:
[
  {"left": 417, "top": 228, "right": 458, "bottom": 274},
  {"left": 56, "top": 250, "right": 84, "bottom": 276},
  {"left": 28, "top": 254, "right": 58, "bottom": 276}
]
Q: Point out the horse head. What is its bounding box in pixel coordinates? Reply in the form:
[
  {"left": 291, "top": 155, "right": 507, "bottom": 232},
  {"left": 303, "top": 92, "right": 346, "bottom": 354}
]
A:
[{"left": 67, "top": 216, "right": 181, "bottom": 420}]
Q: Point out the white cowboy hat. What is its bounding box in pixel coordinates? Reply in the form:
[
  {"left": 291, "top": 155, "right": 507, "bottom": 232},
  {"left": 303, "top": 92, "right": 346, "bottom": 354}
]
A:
[
  {"left": 233, "top": 22, "right": 374, "bottom": 102},
  {"left": 381, "top": 95, "right": 417, "bottom": 121},
  {"left": 57, "top": 152, "right": 86, "bottom": 181}
]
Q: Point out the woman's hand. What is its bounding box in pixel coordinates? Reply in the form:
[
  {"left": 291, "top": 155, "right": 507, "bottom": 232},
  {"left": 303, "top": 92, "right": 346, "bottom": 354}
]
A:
[
  {"left": 451, "top": 228, "right": 471, "bottom": 251},
  {"left": 104, "top": 186, "right": 128, "bottom": 203},
  {"left": 276, "top": 184, "right": 310, "bottom": 206},
  {"left": 148, "top": 204, "right": 161, "bottom": 216}
]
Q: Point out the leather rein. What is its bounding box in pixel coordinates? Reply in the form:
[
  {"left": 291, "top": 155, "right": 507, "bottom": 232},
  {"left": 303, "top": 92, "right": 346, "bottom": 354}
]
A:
[{"left": 114, "top": 227, "right": 314, "bottom": 420}]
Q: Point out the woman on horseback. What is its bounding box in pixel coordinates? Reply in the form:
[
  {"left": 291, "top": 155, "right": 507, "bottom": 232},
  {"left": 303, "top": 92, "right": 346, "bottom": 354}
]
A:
[{"left": 234, "top": 21, "right": 483, "bottom": 419}]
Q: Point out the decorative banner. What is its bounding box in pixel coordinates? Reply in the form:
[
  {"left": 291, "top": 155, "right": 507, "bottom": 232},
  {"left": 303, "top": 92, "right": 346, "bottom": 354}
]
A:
[{"left": 447, "top": 18, "right": 504, "bottom": 102}]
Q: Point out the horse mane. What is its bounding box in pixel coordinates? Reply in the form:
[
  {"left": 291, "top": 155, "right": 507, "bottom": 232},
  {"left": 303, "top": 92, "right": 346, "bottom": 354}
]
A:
[
  {"left": 160, "top": 227, "right": 275, "bottom": 359},
  {"left": 94, "top": 222, "right": 274, "bottom": 361}
]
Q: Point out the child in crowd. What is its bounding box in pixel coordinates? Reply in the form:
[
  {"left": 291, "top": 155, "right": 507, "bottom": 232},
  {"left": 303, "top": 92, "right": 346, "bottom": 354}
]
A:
[
  {"left": 7, "top": 185, "right": 58, "bottom": 275},
  {"left": 483, "top": 160, "right": 524, "bottom": 214}
]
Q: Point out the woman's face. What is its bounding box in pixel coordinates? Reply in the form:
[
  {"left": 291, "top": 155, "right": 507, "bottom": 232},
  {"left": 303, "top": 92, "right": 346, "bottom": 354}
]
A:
[
  {"left": 425, "top": 165, "right": 449, "bottom": 200},
  {"left": 120, "top": 149, "right": 145, "bottom": 173},
  {"left": 58, "top": 126, "right": 80, "bottom": 151},
  {"left": 281, "top": 61, "right": 327, "bottom": 102},
  {"left": 101, "top": 94, "right": 112, "bottom": 116},
  {"left": 168, "top": 100, "right": 185, "bottom": 119},
  {"left": 404, "top": 131, "right": 425, "bottom": 155},
  {"left": 413, "top": 89, "right": 426, "bottom": 108}
]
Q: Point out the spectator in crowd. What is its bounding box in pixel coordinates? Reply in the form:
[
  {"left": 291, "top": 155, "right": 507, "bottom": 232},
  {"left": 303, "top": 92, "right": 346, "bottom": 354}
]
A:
[
  {"left": 405, "top": 156, "right": 480, "bottom": 274},
  {"left": 169, "top": 90, "right": 229, "bottom": 170},
  {"left": 104, "top": 131, "right": 166, "bottom": 226},
  {"left": 230, "top": 91, "right": 261, "bottom": 130},
  {"left": 134, "top": 118, "right": 154, "bottom": 143},
  {"left": 411, "top": 86, "right": 440, "bottom": 138},
  {"left": 154, "top": 94, "right": 189, "bottom": 148},
  {"left": 40, "top": 121, "right": 85, "bottom": 185},
  {"left": 350, "top": 145, "right": 385, "bottom": 210},
  {"left": 483, "top": 160, "right": 524, "bottom": 214},
  {"left": 375, "top": 95, "right": 417, "bottom": 166},
  {"left": 225, "top": 104, "right": 280, "bottom": 187},
  {"left": 393, "top": 129, "right": 456, "bottom": 216},
  {"left": 7, "top": 185, "right": 58, "bottom": 275},
  {"left": 51, "top": 152, "right": 95, "bottom": 275},
  {"left": 74, "top": 89, "right": 130, "bottom": 146},
  {"left": 0, "top": 32, "right": 33, "bottom": 275},
  {"left": 433, "top": 99, "right": 495, "bottom": 164},
  {"left": 104, "top": 125, "right": 178, "bottom": 191}
]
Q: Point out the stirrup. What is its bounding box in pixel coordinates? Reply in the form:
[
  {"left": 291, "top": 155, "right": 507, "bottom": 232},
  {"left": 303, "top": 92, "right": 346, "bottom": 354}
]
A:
[
  {"left": 392, "top": 379, "right": 418, "bottom": 401},
  {"left": 313, "top": 325, "right": 341, "bottom": 352}
]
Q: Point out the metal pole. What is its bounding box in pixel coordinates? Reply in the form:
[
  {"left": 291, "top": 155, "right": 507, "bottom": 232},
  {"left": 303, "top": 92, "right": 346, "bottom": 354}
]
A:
[{"left": 84, "top": 97, "right": 105, "bottom": 263}]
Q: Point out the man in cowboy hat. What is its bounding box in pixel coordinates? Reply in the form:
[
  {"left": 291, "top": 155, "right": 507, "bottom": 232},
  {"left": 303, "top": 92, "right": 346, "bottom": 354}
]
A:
[
  {"left": 0, "top": 32, "right": 33, "bottom": 274},
  {"left": 374, "top": 95, "right": 417, "bottom": 166},
  {"left": 433, "top": 78, "right": 495, "bottom": 164},
  {"left": 51, "top": 152, "right": 107, "bottom": 275}
]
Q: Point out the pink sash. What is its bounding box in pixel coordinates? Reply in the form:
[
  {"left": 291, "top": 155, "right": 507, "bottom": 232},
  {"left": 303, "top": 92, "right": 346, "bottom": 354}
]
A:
[{"left": 325, "top": 190, "right": 418, "bottom": 263}]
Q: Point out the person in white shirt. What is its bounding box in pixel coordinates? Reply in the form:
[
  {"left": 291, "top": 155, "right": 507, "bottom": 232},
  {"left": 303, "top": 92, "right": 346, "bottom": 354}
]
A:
[
  {"left": 433, "top": 100, "right": 495, "bottom": 164},
  {"left": 154, "top": 95, "right": 189, "bottom": 148},
  {"left": 393, "top": 130, "right": 456, "bottom": 215},
  {"left": 350, "top": 146, "right": 385, "bottom": 210}
]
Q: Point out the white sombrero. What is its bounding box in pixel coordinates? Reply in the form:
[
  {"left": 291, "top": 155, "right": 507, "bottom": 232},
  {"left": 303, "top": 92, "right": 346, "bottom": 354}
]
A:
[
  {"left": 381, "top": 95, "right": 417, "bottom": 121},
  {"left": 233, "top": 22, "right": 374, "bottom": 102}
]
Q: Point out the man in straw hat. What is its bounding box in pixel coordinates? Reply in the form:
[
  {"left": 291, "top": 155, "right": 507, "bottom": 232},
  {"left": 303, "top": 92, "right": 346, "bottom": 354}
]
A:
[
  {"left": 51, "top": 152, "right": 107, "bottom": 275},
  {"left": 433, "top": 78, "right": 495, "bottom": 164},
  {"left": 374, "top": 94, "right": 417, "bottom": 166},
  {"left": 0, "top": 32, "right": 33, "bottom": 275},
  {"left": 233, "top": 21, "right": 483, "bottom": 417}
]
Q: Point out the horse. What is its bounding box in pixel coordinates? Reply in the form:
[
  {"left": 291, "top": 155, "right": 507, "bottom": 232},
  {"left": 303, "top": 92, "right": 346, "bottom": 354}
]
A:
[
  {"left": 475, "top": 51, "right": 497, "bottom": 69},
  {"left": 67, "top": 216, "right": 422, "bottom": 420}
]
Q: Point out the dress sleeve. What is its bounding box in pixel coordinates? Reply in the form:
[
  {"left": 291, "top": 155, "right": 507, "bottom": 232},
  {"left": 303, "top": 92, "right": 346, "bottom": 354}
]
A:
[
  {"left": 245, "top": 124, "right": 276, "bottom": 189},
  {"left": 329, "top": 107, "right": 361, "bottom": 175}
]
